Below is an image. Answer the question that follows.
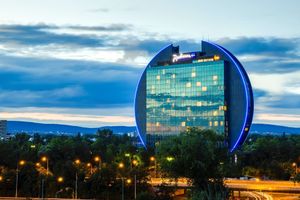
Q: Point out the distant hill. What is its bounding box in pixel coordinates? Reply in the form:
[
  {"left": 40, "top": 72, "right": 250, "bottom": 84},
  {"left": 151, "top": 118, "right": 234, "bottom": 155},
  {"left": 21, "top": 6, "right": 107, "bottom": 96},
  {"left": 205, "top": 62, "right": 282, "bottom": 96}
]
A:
[
  {"left": 7, "top": 121, "right": 136, "bottom": 135},
  {"left": 6, "top": 121, "right": 300, "bottom": 135},
  {"left": 250, "top": 123, "right": 300, "bottom": 135}
]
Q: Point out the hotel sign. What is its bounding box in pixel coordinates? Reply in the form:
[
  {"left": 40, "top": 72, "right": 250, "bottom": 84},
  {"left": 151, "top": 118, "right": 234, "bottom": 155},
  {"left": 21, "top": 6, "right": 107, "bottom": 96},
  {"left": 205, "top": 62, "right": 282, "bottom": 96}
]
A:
[{"left": 172, "top": 53, "right": 196, "bottom": 63}]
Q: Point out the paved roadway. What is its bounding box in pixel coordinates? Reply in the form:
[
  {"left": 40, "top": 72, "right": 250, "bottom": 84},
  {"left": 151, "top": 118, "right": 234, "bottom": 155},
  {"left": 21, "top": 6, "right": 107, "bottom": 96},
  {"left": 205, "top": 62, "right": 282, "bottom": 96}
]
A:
[
  {"left": 150, "top": 178, "right": 300, "bottom": 199},
  {"left": 150, "top": 178, "right": 300, "bottom": 192},
  {"left": 225, "top": 179, "right": 300, "bottom": 192}
]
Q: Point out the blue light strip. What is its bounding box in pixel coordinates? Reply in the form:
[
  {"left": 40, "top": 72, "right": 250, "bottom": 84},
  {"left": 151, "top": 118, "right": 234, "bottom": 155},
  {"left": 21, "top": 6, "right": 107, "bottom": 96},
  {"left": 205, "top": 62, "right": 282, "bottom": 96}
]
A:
[
  {"left": 205, "top": 41, "right": 249, "bottom": 152},
  {"left": 134, "top": 44, "right": 172, "bottom": 148}
]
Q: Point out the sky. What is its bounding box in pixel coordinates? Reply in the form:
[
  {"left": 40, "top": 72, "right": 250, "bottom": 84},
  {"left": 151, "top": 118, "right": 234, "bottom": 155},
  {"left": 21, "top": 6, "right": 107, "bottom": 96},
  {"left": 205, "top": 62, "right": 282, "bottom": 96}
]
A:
[{"left": 0, "top": 0, "right": 299, "bottom": 127}]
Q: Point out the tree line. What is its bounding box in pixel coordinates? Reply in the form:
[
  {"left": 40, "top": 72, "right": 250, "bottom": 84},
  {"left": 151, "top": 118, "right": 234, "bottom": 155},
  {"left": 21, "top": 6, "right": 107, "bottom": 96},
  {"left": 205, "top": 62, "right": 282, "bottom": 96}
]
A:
[{"left": 1, "top": 128, "right": 300, "bottom": 199}]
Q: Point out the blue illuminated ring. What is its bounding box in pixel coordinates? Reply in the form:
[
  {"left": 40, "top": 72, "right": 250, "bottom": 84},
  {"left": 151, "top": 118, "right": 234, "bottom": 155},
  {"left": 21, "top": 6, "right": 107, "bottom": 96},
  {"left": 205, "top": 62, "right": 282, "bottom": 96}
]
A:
[
  {"left": 205, "top": 41, "right": 250, "bottom": 152},
  {"left": 134, "top": 44, "right": 172, "bottom": 148}
]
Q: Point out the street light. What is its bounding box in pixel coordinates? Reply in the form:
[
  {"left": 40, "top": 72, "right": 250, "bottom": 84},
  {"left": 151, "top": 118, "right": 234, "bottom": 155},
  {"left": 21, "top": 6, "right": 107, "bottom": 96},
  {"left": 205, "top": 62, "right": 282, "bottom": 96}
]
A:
[
  {"left": 15, "top": 160, "right": 26, "bottom": 198},
  {"left": 41, "top": 156, "right": 49, "bottom": 175},
  {"left": 132, "top": 160, "right": 138, "bottom": 166},
  {"left": 293, "top": 162, "right": 298, "bottom": 173},
  {"left": 292, "top": 162, "right": 298, "bottom": 186},
  {"left": 75, "top": 159, "right": 81, "bottom": 165},
  {"left": 150, "top": 156, "right": 155, "bottom": 162},
  {"left": 86, "top": 163, "right": 92, "bottom": 174},
  {"left": 118, "top": 162, "right": 125, "bottom": 200},
  {"left": 150, "top": 156, "right": 157, "bottom": 178},
  {"left": 57, "top": 176, "right": 64, "bottom": 183},
  {"left": 94, "top": 156, "right": 102, "bottom": 169},
  {"left": 126, "top": 179, "right": 132, "bottom": 184},
  {"left": 0, "top": 175, "right": 3, "bottom": 181},
  {"left": 74, "top": 159, "right": 80, "bottom": 199},
  {"left": 118, "top": 162, "right": 124, "bottom": 169},
  {"left": 41, "top": 156, "right": 49, "bottom": 199}
]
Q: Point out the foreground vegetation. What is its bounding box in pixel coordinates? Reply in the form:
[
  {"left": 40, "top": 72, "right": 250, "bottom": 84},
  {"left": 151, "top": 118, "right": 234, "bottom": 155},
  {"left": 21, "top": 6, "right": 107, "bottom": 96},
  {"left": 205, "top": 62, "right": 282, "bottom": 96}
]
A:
[{"left": 0, "top": 128, "right": 300, "bottom": 199}]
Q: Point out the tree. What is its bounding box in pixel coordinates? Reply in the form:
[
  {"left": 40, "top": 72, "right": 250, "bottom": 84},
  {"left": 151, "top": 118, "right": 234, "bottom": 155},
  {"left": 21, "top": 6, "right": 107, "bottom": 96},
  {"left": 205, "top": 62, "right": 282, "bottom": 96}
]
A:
[{"left": 156, "top": 128, "right": 228, "bottom": 188}]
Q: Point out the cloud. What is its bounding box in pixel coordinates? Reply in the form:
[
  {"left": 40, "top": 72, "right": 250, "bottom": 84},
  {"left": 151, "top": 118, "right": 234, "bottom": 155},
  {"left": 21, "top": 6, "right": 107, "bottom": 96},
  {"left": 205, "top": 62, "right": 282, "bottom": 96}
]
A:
[
  {"left": 0, "top": 112, "right": 134, "bottom": 127},
  {"left": 88, "top": 8, "right": 110, "bottom": 13},
  {"left": 218, "top": 37, "right": 300, "bottom": 56},
  {"left": 217, "top": 37, "right": 300, "bottom": 74},
  {"left": 0, "top": 106, "right": 135, "bottom": 127},
  {"left": 0, "top": 53, "right": 142, "bottom": 109},
  {"left": 0, "top": 23, "right": 300, "bottom": 127},
  {"left": 256, "top": 113, "right": 300, "bottom": 123},
  {"left": 250, "top": 71, "right": 300, "bottom": 95}
]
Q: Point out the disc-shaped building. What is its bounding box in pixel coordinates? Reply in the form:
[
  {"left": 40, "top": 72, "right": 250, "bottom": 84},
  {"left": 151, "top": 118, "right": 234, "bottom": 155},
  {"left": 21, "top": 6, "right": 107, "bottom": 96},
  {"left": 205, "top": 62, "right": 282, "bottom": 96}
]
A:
[{"left": 135, "top": 41, "right": 254, "bottom": 152}]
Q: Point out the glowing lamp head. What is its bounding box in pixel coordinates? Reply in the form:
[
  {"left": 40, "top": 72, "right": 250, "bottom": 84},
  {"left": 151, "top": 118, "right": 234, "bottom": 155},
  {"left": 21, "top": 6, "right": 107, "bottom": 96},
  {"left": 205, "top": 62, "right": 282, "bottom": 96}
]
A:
[
  {"left": 75, "top": 159, "right": 81, "bottom": 165},
  {"left": 132, "top": 160, "right": 138, "bottom": 166},
  {"left": 150, "top": 156, "right": 155, "bottom": 161},
  {"left": 19, "top": 160, "right": 26, "bottom": 166},
  {"left": 41, "top": 156, "right": 47, "bottom": 162},
  {"left": 94, "top": 156, "right": 100, "bottom": 162},
  {"left": 126, "top": 179, "right": 132, "bottom": 184},
  {"left": 57, "top": 177, "right": 64, "bottom": 183},
  {"left": 118, "top": 162, "right": 124, "bottom": 169}
]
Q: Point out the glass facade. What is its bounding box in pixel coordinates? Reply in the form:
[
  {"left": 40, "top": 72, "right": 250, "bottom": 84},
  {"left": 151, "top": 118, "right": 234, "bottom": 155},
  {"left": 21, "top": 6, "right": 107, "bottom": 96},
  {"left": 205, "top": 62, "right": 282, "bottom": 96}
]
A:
[{"left": 146, "top": 60, "right": 225, "bottom": 137}]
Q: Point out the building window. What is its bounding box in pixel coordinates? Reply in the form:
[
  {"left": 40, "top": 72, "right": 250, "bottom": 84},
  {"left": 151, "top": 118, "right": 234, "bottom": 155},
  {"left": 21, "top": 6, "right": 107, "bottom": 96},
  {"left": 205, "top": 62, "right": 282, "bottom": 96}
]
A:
[
  {"left": 213, "top": 111, "right": 218, "bottom": 116},
  {"left": 214, "top": 121, "right": 219, "bottom": 126},
  {"left": 209, "top": 121, "right": 212, "bottom": 127},
  {"left": 181, "top": 121, "right": 186, "bottom": 127},
  {"left": 186, "top": 82, "right": 191, "bottom": 88},
  {"left": 191, "top": 72, "right": 196, "bottom": 77},
  {"left": 196, "top": 101, "right": 202, "bottom": 107},
  {"left": 220, "top": 121, "right": 224, "bottom": 126},
  {"left": 172, "top": 74, "right": 176, "bottom": 78},
  {"left": 202, "top": 86, "right": 207, "bottom": 91},
  {"left": 213, "top": 75, "right": 218, "bottom": 81},
  {"left": 196, "top": 82, "right": 201, "bottom": 87},
  {"left": 156, "top": 75, "right": 160, "bottom": 80},
  {"left": 156, "top": 122, "right": 160, "bottom": 127}
]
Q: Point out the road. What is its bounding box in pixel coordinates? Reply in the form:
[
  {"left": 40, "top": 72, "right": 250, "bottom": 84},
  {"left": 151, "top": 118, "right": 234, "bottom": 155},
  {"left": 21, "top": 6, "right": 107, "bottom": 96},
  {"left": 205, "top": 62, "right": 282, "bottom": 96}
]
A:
[
  {"left": 150, "top": 178, "right": 300, "bottom": 199},
  {"left": 150, "top": 178, "right": 300, "bottom": 192},
  {"left": 225, "top": 179, "right": 300, "bottom": 192}
]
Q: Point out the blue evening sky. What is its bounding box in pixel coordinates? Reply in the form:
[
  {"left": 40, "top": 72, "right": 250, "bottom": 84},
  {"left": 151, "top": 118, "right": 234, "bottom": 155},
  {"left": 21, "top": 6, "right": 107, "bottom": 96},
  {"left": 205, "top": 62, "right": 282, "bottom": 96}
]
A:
[{"left": 0, "top": 0, "right": 299, "bottom": 127}]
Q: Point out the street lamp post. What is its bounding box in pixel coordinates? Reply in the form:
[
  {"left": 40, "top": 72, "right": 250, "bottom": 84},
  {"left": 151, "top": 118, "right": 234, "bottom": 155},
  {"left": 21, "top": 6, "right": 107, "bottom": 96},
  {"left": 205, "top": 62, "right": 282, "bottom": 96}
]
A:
[
  {"left": 41, "top": 156, "right": 49, "bottom": 175},
  {"left": 150, "top": 156, "right": 157, "bottom": 178},
  {"left": 41, "top": 156, "right": 49, "bottom": 199},
  {"left": 132, "top": 159, "right": 138, "bottom": 200},
  {"left": 293, "top": 162, "right": 298, "bottom": 174},
  {"left": 86, "top": 163, "right": 92, "bottom": 175},
  {"left": 15, "top": 160, "right": 25, "bottom": 198},
  {"left": 118, "top": 162, "right": 124, "bottom": 200},
  {"left": 74, "top": 159, "right": 80, "bottom": 199},
  {"left": 292, "top": 162, "right": 298, "bottom": 186},
  {"left": 94, "top": 156, "right": 101, "bottom": 170}
]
